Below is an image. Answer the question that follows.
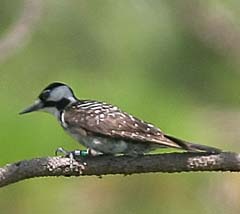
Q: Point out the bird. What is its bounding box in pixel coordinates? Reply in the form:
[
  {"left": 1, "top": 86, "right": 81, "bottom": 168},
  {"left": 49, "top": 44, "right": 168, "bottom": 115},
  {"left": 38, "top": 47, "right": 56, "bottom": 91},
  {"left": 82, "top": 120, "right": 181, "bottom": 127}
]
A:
[{"left": 20, "top": 82, "right": 221, "bottom": 157}]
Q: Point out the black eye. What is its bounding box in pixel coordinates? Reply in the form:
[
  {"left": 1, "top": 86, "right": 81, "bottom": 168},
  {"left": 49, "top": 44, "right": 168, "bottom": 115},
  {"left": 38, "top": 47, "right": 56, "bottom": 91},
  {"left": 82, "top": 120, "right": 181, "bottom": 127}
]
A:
[{"left": 39, "top": 90, "right": 50, "bottom": 100}]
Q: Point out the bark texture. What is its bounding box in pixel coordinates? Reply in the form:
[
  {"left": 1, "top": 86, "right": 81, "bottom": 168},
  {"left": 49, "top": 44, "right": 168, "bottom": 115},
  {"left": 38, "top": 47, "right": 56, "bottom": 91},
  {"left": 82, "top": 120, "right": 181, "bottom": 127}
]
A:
[{"left": 0, "top": 152, "right": 239, "bottom": 187}]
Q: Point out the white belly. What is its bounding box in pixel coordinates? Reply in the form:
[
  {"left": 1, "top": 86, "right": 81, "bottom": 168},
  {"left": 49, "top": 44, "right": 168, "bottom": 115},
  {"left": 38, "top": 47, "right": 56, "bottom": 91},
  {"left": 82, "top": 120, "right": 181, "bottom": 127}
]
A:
[{"left": 65, "top": 128, "right": 128, "bottom": 154}]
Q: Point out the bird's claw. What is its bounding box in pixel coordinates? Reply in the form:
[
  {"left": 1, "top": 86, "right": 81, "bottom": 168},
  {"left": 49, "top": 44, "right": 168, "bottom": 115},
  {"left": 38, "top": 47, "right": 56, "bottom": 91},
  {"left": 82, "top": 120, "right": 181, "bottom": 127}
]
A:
[
  {"left": 55, "top": 147, "right": 69, "bottom": 156},
  {"left": 55, "top": 147, "right": 89, "bottom": 171},
  {"left": 55, "top": 147, "right": 73, "bottom": 170}
]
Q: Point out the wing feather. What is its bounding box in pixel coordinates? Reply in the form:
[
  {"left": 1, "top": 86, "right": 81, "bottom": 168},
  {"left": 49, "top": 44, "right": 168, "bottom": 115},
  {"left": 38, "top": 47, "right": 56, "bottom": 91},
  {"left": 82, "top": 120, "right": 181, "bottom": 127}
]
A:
[{"left": 63, "top": 102, "right": 182, "bottom": 149}]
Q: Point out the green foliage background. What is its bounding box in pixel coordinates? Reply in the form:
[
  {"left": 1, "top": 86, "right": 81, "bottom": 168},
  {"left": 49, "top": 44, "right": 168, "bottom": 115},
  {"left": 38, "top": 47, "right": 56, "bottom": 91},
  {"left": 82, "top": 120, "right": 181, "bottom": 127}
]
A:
[{"left": 0, "top": 1, "right": 240, "bottom": 213}]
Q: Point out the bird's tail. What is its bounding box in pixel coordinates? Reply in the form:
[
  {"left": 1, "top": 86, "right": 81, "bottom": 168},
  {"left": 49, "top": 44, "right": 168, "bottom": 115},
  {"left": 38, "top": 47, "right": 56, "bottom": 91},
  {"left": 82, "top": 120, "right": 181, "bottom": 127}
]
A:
[{"left": 164, "top": 134, "right": 221, "bottom": 153}]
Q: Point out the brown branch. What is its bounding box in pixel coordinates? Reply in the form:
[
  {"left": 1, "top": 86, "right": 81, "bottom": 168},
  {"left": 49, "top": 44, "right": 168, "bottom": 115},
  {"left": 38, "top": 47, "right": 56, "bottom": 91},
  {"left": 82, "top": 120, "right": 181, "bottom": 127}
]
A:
[{"left": 0, "top": 152, "right": 239, "bottom": 188}]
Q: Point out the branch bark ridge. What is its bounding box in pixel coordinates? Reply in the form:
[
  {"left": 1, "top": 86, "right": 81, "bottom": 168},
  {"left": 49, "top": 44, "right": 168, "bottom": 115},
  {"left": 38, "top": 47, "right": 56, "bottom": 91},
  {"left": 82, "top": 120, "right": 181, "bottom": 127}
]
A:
[{"left": 0, "top": 152, "right": 239, "bottom": 187}]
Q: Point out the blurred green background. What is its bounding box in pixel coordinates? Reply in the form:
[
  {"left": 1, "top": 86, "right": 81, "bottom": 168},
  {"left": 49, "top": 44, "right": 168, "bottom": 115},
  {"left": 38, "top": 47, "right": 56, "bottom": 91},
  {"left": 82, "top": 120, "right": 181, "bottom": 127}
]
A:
[{"left": 0, "top": 0, "right": 240, "bottom": 213}]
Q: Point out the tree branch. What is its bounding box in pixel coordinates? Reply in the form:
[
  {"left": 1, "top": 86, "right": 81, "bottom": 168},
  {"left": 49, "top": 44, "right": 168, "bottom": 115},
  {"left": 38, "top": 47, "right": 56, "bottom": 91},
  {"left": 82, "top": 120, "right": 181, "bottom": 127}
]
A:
[{"left": 0, "top": 152, "right": 239, "bottom": 188}]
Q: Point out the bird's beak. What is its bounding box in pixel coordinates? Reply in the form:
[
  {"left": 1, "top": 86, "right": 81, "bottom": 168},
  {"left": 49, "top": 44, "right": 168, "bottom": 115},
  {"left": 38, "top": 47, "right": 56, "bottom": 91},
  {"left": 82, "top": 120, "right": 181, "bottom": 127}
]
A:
[{"left": 19, "top": 99, "right": 43, "bottom": 115}]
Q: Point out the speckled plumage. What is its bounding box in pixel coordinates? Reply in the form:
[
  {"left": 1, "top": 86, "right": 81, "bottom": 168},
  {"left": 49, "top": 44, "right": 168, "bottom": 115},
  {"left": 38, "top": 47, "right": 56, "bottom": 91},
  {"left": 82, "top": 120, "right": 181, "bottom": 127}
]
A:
[
  {"left": 60, "top": 100, "right": 183, "bottom": 155},
  {"left": 20, "top": 82, "right": 221, "bottom": 155}
]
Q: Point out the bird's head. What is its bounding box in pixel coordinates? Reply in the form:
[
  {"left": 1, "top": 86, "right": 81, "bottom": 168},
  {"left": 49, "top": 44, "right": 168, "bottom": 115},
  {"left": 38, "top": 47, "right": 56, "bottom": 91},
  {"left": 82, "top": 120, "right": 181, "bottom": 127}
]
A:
[{"left": 20, "top": 82, "right": 76, "bottom": 117}]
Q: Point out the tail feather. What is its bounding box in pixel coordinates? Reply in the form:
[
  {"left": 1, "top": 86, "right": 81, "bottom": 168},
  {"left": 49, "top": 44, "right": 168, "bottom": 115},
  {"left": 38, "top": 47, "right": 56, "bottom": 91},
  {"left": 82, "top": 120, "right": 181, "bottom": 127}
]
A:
[{"left": 164, "top": 134, "right": 221, "bottom": 154}]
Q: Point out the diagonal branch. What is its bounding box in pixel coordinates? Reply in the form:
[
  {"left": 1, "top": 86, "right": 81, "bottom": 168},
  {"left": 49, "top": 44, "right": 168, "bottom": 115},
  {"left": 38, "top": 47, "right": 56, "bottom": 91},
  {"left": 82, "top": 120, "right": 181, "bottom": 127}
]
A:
[{"left": 0, "top": 152, "right": 239, "bottom": 188}]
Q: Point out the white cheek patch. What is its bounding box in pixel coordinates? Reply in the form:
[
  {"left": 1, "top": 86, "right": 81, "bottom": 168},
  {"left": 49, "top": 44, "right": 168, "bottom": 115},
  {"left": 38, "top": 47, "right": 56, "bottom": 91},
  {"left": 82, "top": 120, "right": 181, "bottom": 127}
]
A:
[{"left": 48, "top": 86, "right": 73, "bottom": 101}]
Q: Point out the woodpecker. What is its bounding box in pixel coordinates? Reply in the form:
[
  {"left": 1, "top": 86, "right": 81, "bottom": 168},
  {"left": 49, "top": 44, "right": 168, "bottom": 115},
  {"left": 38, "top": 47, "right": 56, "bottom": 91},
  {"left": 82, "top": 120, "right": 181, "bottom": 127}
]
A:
[{"left": 20, "top": 82, "right": 221, "bottom": 157}]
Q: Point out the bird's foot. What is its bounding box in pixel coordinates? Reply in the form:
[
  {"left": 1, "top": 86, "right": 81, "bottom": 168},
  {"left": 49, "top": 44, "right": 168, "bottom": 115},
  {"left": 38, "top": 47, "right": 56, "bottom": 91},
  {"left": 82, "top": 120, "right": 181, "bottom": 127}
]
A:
[
  {"left": 55, "top": 147, "right": 92, "bottom": 158},
  {"left": 55, "top": 147, "right": 103, "bottom": 165},
  {"left": 55, "top": 147, "right": 91, "bottom": 171}
]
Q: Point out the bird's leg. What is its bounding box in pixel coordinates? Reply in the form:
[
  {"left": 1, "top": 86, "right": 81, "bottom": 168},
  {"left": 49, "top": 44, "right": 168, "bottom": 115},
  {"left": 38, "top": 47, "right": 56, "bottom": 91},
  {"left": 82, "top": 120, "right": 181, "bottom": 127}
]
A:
[
  {"left": 87, "top": 148, "right": 103, "bottom": 156},
  {"left": 55, "top": 147, "right": 99, "bottom": 171},
  {"left": 55, "top": 147, "right": 102, "bottom": 158},
  {"left": 55, "top": 147, "right": 76, "bottom": 170}
]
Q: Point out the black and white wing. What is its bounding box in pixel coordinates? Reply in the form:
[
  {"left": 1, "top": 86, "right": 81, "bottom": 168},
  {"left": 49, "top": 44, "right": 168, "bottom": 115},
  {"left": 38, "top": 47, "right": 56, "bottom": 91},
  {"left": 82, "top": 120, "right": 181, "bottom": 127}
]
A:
[{"left": 63, "top": 100, "right": 188, "bottom": 150}]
